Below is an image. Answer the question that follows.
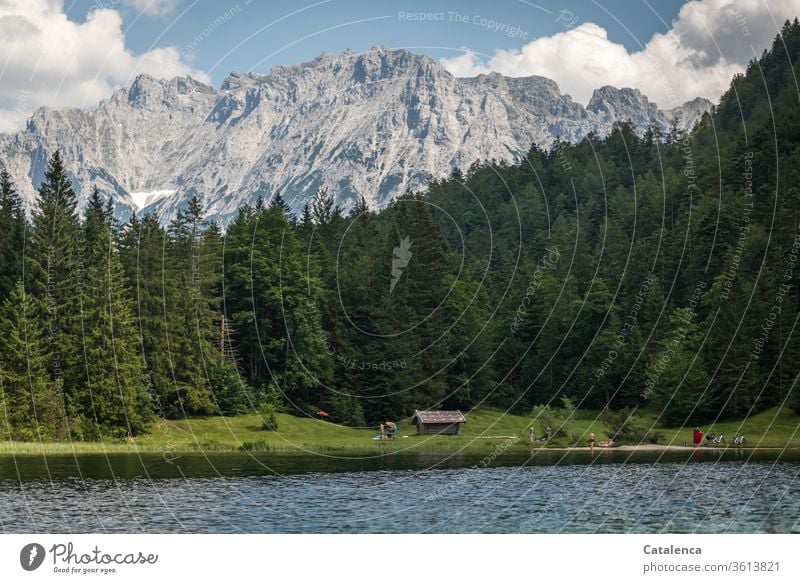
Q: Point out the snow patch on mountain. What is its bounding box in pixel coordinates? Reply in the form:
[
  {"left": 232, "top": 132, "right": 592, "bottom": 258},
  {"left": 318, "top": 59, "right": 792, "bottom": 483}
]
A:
[{"left": 129, "top": 189, "right": 176, "bottom": 211}]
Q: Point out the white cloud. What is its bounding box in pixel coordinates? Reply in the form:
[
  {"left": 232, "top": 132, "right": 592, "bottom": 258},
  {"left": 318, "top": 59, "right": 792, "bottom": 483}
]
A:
[
  {"left": 442, "top": 0, "right": 799, "bottom": 107},
  {"left": 0, "top": 0, "right": 208, "bottom": 132},
  {"left": 439, "top": 49, "right": 491, "bottom": 77},
  {"left": 122, "top": 0, "right": 181, "bottom": 18}
]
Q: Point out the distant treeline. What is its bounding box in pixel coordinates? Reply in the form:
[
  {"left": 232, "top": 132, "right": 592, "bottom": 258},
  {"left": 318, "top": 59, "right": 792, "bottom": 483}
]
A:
[{"left": 1, "top": 20, "right": 799, "bottom": 440}]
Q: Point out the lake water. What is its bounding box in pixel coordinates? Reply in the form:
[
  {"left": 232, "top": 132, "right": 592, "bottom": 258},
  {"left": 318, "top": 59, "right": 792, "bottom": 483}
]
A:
[{"left": 1, "top": 449, "right": 798, "bottom": 533}]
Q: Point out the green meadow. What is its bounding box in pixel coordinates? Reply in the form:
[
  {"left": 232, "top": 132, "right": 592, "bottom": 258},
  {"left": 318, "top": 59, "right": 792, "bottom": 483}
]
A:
[{"left": 1, "top": 406, "right": 798, "bottom": 455}]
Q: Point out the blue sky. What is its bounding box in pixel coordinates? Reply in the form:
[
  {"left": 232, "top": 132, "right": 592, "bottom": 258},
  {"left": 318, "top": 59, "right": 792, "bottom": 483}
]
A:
[{"left": 62, "top": 0, "right": 687, "bottom": 86}]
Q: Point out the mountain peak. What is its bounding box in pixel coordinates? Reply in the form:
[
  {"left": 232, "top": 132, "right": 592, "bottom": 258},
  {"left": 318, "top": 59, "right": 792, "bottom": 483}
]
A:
[
  {"left": 128, "top": 73, "right": 160, "bottom": 99},
  {"left": 589, "top": 85, "right": 649, "bottom": 104},
  {"left": 219, "top": 46, "right": 443, "bottom": 95},
  {"left": 220, "top": 71, "right": 266, "bottom": 91},
  {"left": 0, "top": 47, "right": 713, "bottom": 226},
  {"left": 122, "top": 73, "right": 214, "bottom": 107},
  {"left": 586, "top": 86, "right": 656, "bottom": 122},
  {"left": 351, "top": 46, "right": 437, "bottom": 83}
]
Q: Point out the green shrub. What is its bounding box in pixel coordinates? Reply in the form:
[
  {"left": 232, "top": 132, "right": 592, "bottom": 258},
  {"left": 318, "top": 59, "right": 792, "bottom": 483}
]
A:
[
  {"left": 208, "top": 363, "right": 252, "bottom": 415},
  {"left": 602, "top": 407, "right": 663, "bottom": 443},
  {"left": 530, "top": 397, "right": 575, "bottom": 440},
  {"left": 259, "top": 402, "right": 279, "bottom": 431}
]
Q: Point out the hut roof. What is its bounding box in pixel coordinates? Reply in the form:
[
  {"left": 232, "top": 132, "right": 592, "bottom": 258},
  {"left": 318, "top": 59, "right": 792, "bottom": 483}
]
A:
[{"left": 410, "top": 410, "right": 467, "bottom": 424}]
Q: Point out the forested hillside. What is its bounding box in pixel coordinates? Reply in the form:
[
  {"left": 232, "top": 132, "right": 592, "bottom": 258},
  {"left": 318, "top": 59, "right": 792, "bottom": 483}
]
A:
[{"left": 1, "top": 20, "right": 799, "bottom": 439}]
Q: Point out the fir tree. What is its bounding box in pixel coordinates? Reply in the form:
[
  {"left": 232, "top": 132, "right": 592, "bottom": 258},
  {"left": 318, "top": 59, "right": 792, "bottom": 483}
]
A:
[
  {"left": 270, "top": 190, "right": 295, "bottom": 223},
  {"left": 0, "top": 169, "right": 26, "bottom": 301},
  {"left": 77, "top": 192, "right": 151, "bottom": 437},
  {"left": 120, "top": 214, "right": 178, "bottom": 416},
  {"left": 0, "top": 282, "right": 66, "bottom": 440},
  {"left": 156, "top": 195, "right": 218, "bottom": 415},
  {"left": 27, "top": 151, "right": 85, "bottom": 433},
  {"left": 224, "top": 202, "right": 331, "bottom": 410},
  {"left": 311, "top": 187, "right": 337, "bottom": 224}
]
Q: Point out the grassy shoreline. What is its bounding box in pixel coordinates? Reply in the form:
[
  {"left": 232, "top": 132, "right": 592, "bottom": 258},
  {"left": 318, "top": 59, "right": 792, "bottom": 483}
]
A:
[{"left": 1, "top": 407, "right": 799, "bottom": 456}]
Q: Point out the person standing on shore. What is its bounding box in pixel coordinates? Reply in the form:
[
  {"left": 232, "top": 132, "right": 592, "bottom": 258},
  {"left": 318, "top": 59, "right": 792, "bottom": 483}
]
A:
[
  {"left": 530, "top": 426, "right": 536, "bottom": 443},
  {"left": 589, "top": 431, "right": 595, "bottom": 452},
  {"left": 692, "top": 427, "right": 703, "bottom": 447}
]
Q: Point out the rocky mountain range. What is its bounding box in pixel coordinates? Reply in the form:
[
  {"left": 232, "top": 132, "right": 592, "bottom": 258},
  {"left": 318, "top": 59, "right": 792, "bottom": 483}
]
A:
[{"left": 0, "top": 46, "right": 712, "bottom": 224}]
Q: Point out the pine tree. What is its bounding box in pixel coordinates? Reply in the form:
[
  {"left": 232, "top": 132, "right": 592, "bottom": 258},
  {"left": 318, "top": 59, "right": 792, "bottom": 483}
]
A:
[
  {"left": 26, "top": 151, "right": 85, "bottom": 433},
  {"left": 225, "top": 202, "right": 331, "bottom": 410},
  {"left": 0, "top": 169, "right": 26, "bottom": 302},
  {"left": 270, "top": 190, "right": 294, "bottom": 223},
  {"left": 157, "top": 196, "right": 218, "bottom": 415},
  {"left": 311, "top": 187, "right": 337, "bottom": 224},
  {"left": 362, "top": 194, "right": 453, "bottom": 418},
  {"left": 77, "top": 190, "right": 151, "bottom": 437},
  {"left": 118, "top": 209, "right": 140, "bottom": 284},
  {"left": 201, "top": 218, "right": 253, "bottom": 414},
  {"left": 300, "top": 203, "right": 312, "bottom": 231},
  {"left": 120, "top": 214, "right": 178, "bottom": 416},
  {"left": 0, "top": 282, "right": 66, "bottom": 440},
  {"left": 646, "top": 308, "right": 713, "bottom": 425}
]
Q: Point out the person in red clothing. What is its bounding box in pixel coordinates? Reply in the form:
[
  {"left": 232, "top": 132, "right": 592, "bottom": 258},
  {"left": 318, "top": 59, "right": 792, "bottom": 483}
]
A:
[{"left": 692, "top": 427, "right": 703, "bottom": 447}]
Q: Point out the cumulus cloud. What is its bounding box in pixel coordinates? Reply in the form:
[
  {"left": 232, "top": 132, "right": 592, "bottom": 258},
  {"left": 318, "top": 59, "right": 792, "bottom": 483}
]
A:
[
  {"left": 0, "top": 0, "right": 208, "bottom": 132},
  {"left": 442, "top": 0, "right": 798, "bottom": 107},
  {"left": 122, "top": 0, "right": 181, "bottom": 18}
]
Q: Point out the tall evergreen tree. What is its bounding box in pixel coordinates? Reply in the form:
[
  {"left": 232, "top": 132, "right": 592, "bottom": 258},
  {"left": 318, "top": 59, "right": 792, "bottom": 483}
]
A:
[
  {"left": 27, "top": 151, "right": 85, "bottom": 432},
  {"left": 271, "top": 190, "right": 294, "bottom": 223},
  {"left": 0, "top": 169, "right": 26, "bottom": 301},
  {"left": 0, "top": 282, "right": 66, "bottom": 440},
  {"left": 157, "top": 196, "right": 218, "bottom": 415},
  {"left": 225, "top": 202, "right": 331, "bottom": 411},
  {"left": 77, "top": 188, "right": 151, "bottom": 437},
  {"left": 119, "top": 214, "right": 179, "bottom": 417}
]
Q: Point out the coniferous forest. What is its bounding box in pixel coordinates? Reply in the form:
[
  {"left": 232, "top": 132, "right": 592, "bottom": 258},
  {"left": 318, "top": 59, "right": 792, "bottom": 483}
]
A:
[{"left": 1, "top": 20, "right": 800, "bottom": 441}]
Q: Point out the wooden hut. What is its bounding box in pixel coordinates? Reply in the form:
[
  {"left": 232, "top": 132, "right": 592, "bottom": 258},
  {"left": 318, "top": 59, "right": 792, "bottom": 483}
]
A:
[{"left": 410, "top": 410, "right": 467, "bottom": 435}]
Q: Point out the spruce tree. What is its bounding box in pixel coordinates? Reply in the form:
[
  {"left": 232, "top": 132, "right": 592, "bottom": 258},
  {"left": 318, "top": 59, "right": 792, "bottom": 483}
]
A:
[
  {"left": 160, "top": 196, "right": 217, "bottom": 415},
  {"left": 301, "top": 203, "right": 312, "bottom": 228},
  {"left": 78, "top": 188, "right": 151, "bottom": 437},
  {"left": 0, "top": 169, "right": 26, "bottom": 302},
  {"left": 271, "top": 190, "right": 295, "bottom": 223},
  {"left": 311, "top": 187, "right": 337, "bottom": 224},
  {"left": 0, "top": 282, "right": 66, "bottom": 440},
  {"left": 27, "top": 151, "right": 84, "bottom": 433},
  {"left": 120, "top": 214, "right": 178, "bottom": 416},
  {"left": 224, "top": 202, "right": 331, "bottom": 410}
]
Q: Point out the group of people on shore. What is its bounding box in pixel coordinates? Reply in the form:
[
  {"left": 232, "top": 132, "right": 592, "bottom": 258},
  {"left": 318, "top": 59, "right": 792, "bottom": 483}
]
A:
[
  {"left": 522, "top": 424, "right": 730, "bottom": 449},
  {"left": 528, "top": 425, "right": 551, "bottom": 443},
  {"left": 692, "top": 427, "right": 723, "bottom": 446},
  {"left": 376, "top": 422, "right": 397, "bottom": 440},
  {"left": 528, "top": 426, "right": 614, "bottom": 449},
  {"left": 587, "top": 432, "right": 614, "bottom": 450}
]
